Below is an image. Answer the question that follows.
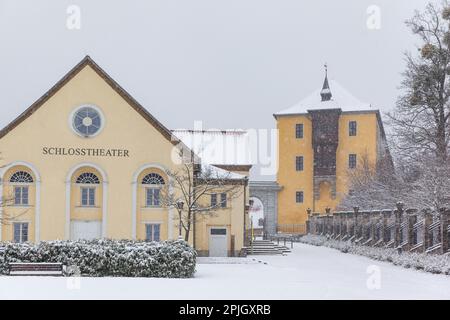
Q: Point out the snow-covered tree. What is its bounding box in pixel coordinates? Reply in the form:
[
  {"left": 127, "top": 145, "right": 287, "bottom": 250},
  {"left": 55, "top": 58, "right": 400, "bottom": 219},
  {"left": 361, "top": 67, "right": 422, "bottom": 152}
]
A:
[
  {"left": 160, "top": 160, "right": 245, "bottom": 242},
  {"left": 382, "top": 2, "right": 450, "bottom": 213},
  {"left": 401, "top": 155, "right": 450, "bottom": 212},
  {"left": 338, "top": 153, "right": 403, "bottom": 210},
  {"left": 387, "top": 1, "right": 450, "bottom": 162}
]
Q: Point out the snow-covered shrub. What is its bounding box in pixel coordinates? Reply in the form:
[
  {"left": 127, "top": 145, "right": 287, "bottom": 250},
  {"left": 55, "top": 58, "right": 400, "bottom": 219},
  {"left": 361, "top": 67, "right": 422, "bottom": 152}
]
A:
[
  {"left": 299, "top": 234, "right": 450, "bottom": 275},
  {"left": 0, "top": 239, "right": 196, "bottom": 278}
]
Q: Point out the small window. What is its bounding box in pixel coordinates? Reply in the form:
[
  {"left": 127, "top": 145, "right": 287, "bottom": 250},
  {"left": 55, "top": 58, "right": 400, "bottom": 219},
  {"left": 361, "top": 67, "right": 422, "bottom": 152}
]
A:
[
  {"left": 81, "top": 187, "right": 95, "bottom": 206},
  {"left": 295, "top": 124, "right": 304, "bottom": 139},
  {"left": 349, "top": 154, "right": 357, "bottom": 169},
  {"left": 14, "top": 186, "right": 29, "bottom": 206},
  {"left": 142, "top": 173, "right": 165, "bottom": 185},
  {"left": 211, "top": 194, "right": 217, "bottom": 207},
  {"left": 13, "top": 222, "right": 28, "bottom": 243},
  {"left": 145, "top": 224, "right": 160, "bottom": 241},
  {"left": 211, "top": 228, "right": 226, "bottom": 235},
  {"left": 76, "top": 172, "right": 100, "bottom": 184},
  {"left": 10, "top": 171, "right": 33, "bottom": 183},
  {"left": 142, "top": 173, "right": 164, "bottom": 207},
  {"left": 296, "top": 191, "right": 304, "bottom": 203},
  {"left": 72, "top": 106, "right": 102, "bottom": 137},
  {"left": 295, "top": 156, "right": 304, "bottom": 171},
  {"left": 220, "top": 193, "right": 227, "bottom": 208},
  {"left": 349, "top": 121, "right": 357, "bottom": 136},
  {"left": 146, "top": 188, "right": 161, "bottom": 207}
]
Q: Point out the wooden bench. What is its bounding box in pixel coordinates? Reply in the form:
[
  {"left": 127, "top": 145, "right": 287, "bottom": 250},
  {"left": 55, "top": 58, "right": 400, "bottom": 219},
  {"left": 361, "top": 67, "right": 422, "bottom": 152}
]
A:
[{"left": 9, "top": 263, "right": 64, "bottom": 276}]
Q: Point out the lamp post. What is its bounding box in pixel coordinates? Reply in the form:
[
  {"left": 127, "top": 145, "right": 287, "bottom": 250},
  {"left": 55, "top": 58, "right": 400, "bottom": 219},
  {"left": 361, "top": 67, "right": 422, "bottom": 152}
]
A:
[{"left": 176, "top": 200, "right": 184, "bottom": 239}]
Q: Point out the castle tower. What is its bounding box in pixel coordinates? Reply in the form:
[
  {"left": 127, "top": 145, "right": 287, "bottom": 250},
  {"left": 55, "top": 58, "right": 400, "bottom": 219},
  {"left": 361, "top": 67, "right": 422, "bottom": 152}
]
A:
[{"left": 273, "top": 67, "right": 392, "bottom": 230}]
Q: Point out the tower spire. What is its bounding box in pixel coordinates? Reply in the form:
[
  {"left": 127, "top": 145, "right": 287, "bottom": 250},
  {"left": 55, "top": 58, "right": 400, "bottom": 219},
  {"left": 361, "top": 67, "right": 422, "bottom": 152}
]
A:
[{"left": 320, "top": 63, "right": 332, "bottom": 101}]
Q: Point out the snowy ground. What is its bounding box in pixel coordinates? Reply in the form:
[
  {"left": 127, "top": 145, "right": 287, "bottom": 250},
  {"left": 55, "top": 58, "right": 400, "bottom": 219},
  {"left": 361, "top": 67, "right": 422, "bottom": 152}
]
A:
[{"left": 2, "top": 243, "right": 450, "bottom": 299}]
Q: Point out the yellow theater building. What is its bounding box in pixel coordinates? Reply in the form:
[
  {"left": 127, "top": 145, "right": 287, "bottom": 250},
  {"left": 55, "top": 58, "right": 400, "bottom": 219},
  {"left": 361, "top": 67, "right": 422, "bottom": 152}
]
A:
[
  {"left": 0, "top": 56, "right": 250, "bottom": 257},
  {"left": 274, "top": 70, "right": 392, "bottom": 228}
]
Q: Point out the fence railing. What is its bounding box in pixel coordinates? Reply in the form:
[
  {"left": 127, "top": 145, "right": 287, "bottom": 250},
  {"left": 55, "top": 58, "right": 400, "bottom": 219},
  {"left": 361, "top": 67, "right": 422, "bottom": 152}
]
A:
[{"left": 306, "top": 203, "right": 450, "bottom": 255}]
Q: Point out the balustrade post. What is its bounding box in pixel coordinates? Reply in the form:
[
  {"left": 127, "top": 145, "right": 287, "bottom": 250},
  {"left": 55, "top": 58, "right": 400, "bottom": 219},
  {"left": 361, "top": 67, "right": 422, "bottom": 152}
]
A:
[
  {"left": 353, "top": 206, "right": 359, "bottom": 240},
  {"left": 406, "top": 209, "right": 418, "bottom": 251},
  {"left": 381, "top": 210, "right": 391, "bottom": 244},
  {"left": 440, "top": 208, "right": 450, "bottom": 254},
  {"left": 421, "top": 209, "right": 432, "bottom": 253},
  {"left": 306, "top": 208, "right": 312, "bottom": 234},
  {"left": 394, "top": 202, "right": 404, "bottom": 251},
  {"left": 370, "top": 211, "right": 379, "bottom": 246}
]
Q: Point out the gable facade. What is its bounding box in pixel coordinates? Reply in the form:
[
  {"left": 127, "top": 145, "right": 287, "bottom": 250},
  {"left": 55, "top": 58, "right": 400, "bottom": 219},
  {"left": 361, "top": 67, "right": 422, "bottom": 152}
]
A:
[{"left": 0, "top": 57, "right": 247, "bottom": 256}]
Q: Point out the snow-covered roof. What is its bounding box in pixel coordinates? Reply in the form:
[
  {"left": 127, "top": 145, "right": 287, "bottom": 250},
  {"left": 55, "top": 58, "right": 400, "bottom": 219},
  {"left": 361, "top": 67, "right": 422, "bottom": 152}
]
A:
[
  {"left": 274, "top": 80, "right": 376, "bottom": 116},
  {"left": 199, "top": 162, "right": 246, "bottom": 180},
  {"left": 171, "top": 129, "right": 253, "bottom": 166}
]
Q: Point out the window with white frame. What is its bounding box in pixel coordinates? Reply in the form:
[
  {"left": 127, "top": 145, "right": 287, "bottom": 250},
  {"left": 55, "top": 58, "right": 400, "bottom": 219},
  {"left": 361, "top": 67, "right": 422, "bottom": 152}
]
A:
[
  {"left": 13, "top": 222, "right": 28, "bottom": 243},
  {"left": 220, "top": 193, "right": 227, "bottom": 208},
  {"left": 10, "top": 171, "right": 33, "bottom": 206},
  {"left": 145, "top": 224, "right": 161, "bottom": 241},
  {"left": 81, "top": 187, "right": 96, "bottom": 207},
  {"left": 76, "top": 172, "right": 100, "bottom": 207},
  {"left": 14, "top": 186, "right": 29, "bottom": 206},
  {"left": 211, "top": 193, "right": 218, "bottom": 207},
  {"left": 142, "top": 173, "right": 165, "bottom": 207}
]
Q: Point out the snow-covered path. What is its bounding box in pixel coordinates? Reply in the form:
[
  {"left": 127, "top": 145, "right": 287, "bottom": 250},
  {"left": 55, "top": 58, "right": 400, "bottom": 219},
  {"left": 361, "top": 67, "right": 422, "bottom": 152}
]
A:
[{"left": 1, "top": 243, "right": 450, "bottom": 299}]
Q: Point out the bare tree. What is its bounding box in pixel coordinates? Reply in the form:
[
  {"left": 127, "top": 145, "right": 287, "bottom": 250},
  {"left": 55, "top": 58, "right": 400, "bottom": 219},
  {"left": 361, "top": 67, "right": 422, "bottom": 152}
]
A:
[
  {"left": 338, "top": 154, "right": 404, "bottom": 210},
  {"left": 160, "top": 161, "right": 245, "bottom": 242},
  {"left": 402, "top": 155, "right": 450, "bottom": 212},
  {"left": 387, "top": 1, "right": 450, "bottom": 162}
]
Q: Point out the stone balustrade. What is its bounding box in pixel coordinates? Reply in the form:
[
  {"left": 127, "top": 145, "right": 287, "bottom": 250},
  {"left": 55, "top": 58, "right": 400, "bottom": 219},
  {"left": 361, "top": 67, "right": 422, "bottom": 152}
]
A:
[{"left": 305, "top": 203, "right": 450, "bottom": 254}]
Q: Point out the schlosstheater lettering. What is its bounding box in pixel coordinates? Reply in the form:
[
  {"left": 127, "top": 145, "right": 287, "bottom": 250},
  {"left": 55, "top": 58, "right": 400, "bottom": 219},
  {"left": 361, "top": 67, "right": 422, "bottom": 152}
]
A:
[{"left": 42, "top": 146, "right": 130, "bottom": 157}]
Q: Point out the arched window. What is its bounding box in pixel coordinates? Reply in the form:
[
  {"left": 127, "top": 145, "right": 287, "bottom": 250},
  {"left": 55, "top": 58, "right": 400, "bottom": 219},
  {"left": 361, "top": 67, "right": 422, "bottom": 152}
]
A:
[
  {"left": 76, "top": 172, "right": 100, "bottom": 207},
  {"left": 10, "top": 171, "right": 33, "bottom": 183},
  {"left": 76, "top": 172, "right": 100, "bottom": 184},
  {"left": 10, "top": 171, "right": 33, "bottom": 206},
  {"left": 142, "top": 173, "right": 165, "bottom": 185},
  {"left": 142, "top": 173, "right": 165, "bottom": 207}
]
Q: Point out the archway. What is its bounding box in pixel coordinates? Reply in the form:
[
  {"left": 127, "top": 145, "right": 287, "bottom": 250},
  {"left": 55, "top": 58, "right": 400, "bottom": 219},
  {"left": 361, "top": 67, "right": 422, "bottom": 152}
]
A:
[
  {"left": 131, "top": 163, "right": 174, "bottom": 241},
  {"left": 249, "top": 197, "right": 264, "bottom": 236},
  {"left": 65, "top": 163, "right": 108, "bottom": 240},
  {"left": 0, "top": 161, "right": 41, "bottom": 242}
]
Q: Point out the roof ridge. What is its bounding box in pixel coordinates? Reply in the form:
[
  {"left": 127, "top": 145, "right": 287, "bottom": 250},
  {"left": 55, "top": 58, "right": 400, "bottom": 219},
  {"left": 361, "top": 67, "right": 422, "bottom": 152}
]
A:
[{"left": 0, "top": 55, "right": 189, "bottom": 152}]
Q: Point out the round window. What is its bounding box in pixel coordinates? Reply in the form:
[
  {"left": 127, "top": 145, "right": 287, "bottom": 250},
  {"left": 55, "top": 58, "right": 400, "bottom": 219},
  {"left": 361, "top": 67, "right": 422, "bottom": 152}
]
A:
[{"left": 72, "top": 106, "right": 103, "bottom": 137}]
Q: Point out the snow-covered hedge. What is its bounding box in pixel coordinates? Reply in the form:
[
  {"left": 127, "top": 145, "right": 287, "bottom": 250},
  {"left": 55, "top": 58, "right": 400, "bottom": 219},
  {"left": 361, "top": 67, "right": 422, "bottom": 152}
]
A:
[
  {"left": 0, "top": 239, "right": 196, "bottom": 278},
  {"left": 299, "top": 234, "right": 450, "bottom": 275}
]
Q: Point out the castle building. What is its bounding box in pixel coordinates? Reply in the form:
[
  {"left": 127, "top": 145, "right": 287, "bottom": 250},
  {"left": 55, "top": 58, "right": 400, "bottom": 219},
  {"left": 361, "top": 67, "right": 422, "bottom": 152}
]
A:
[
  {"left": 274, "top": 69, "right": 391, "bottom": 228},
  {"left": 0, "top": 56, "right": 250, "bottom": 257}
]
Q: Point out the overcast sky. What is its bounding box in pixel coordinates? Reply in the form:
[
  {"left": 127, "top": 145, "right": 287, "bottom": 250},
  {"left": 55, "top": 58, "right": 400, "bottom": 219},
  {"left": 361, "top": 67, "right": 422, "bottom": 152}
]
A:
[{"left": 0, "top": 0, "right": 429, "bottom": 133}]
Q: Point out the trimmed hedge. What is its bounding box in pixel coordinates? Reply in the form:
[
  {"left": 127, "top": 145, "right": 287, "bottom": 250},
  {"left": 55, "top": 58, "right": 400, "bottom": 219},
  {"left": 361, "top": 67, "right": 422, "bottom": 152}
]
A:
[{"left": 0, "top": 239, "right": 196, "bottom": 278}]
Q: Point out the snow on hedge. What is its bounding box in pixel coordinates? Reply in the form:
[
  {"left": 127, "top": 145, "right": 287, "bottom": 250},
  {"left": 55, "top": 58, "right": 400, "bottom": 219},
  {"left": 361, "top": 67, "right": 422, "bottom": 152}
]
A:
[
  {"left": 299, "top": 234, "right": 450, "bottom": 275},
  {"left": 0, "top": 239, "right": 196, "bottom": 278}
]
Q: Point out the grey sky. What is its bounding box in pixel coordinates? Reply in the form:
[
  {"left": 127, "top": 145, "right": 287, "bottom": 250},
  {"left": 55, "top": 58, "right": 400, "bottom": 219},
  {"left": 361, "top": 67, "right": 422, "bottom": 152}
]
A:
[{"left": 0, "top": 0, "right": 429, "bottom": 132}]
